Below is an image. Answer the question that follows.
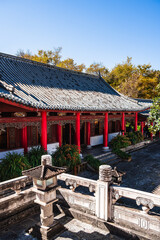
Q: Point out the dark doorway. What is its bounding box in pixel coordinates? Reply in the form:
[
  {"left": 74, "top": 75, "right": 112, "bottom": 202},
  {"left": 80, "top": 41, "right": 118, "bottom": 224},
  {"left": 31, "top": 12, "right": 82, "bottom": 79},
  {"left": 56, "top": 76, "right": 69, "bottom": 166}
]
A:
[
  {"left": 0, "top": 128, "right": 7, "bottom": 150},
  {"left": 80, "top": 123, "right": 85, "bottom": 145},
  {"left": 62, "top": 124, "right": 75, "bottom": 145}
]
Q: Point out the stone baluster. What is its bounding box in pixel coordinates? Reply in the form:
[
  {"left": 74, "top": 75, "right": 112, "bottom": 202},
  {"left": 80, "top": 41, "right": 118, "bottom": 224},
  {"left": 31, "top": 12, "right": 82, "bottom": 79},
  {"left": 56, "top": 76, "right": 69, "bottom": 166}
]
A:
[
  {"left": 96, "top": 165, "right": 112, "bottom": 221},
  {"left": 12, "top": 180, "right": 26, "bottom": 194}
]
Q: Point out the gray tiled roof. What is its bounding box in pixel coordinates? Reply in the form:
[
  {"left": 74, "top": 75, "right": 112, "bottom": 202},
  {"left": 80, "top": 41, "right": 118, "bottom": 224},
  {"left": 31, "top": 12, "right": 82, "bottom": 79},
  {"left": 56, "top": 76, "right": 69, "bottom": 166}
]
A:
[
  {"left": 133, "top": 98, "right": 153, "bottom": 116},
  {"left": 0, "top": 53, "right": 150, "bottom": 112},
  {"left": 133, "top": 98, "right": 153, "bottom": 107}
]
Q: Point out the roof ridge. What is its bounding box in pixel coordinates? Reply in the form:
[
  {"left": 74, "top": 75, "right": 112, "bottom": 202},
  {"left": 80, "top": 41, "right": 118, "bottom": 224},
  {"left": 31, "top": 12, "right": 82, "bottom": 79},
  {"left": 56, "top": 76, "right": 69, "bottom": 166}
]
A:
[
  {"left": 0, "top": 52, "right": 99, "bottom": 79},
  {"left": 133, "top": 98, "right": 153, "bottom": 101}
]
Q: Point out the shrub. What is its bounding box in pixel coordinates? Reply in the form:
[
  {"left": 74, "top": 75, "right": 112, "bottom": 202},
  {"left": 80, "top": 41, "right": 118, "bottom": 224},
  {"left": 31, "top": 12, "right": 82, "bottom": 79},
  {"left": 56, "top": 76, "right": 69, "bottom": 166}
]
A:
[
  {"left": 127, "top": 131, "right": 143, "bottom": 145},
  {"left": 114, "top": 149, "right": 131, "bottom": 160},
  {"left": 0, "top": 153, "right": 30, "bottom": 181},
  {"left": 26, "top": 146, "right": 47, "bottom": 167},
  {"left": 52, "top": 144, "right": 81, "bottom": 170},
  {"left": 110, "top": 135, "right": 131, "bottom": 151},
  {"left": 84, "top": 154, "right": 100, "bottom": 170},
  {"left": 110, "top": 135, "right": 132, "bottom": 161}
]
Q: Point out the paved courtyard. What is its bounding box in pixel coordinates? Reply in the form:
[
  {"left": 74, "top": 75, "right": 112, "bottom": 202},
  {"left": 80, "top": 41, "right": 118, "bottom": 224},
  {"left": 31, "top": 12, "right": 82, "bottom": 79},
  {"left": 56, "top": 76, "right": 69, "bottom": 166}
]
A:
[
  {"left": 117, "top": 140, "right": 160, "bottom": 194},
  {"left": 81, "top": 140, "right": 160, "bottom": 194},
  {"left": 0, "top": 213, "right": 123, "bottom": 240}
]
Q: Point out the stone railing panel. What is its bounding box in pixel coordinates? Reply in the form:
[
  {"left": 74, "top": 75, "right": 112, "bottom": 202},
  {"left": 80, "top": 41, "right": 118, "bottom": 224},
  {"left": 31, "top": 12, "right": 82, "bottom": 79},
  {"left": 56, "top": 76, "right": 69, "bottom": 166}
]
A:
[
  {"left": 112, "top": 186, "right": 160, "bottom": 208},
  {"left": 113, "top": 205, "right": 160, "bottom": 238},
  {"left": 0, "top": 175, "right": 32, "bottom": 194},
  {"left": 57, "top": 188, "right": 96, "bottom": 215},
  {"left": 57, "top": 173, "right": 97, "bottom": 191}
]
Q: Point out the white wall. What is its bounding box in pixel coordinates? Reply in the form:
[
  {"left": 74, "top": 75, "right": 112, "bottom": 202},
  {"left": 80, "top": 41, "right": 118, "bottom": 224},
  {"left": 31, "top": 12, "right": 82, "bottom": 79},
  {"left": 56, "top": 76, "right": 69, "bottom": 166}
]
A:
[
  {"left": 90, "top": 132, "right": 120, "bottom": 147},
  {"left": 0, "top": 148, "right": 24, "bottom": 160},
  {"left": 0, "top": 142, "right": 59, "bottom": 161},
  {"left": 108, "top": 132, "right": 120, "bottom": 143},
  {"left": 47, "top": 142, "right": 59, "bottom": 154},
  {"left": 90, "top": 135, "right": 103, "bottom": 146}
]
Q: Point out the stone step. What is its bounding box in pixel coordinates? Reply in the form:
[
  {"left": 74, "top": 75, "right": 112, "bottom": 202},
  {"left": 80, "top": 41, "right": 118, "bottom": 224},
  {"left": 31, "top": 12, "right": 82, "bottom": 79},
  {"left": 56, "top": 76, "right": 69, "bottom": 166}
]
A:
[
  {"left": 100, "top": 157, "right": 120, "bottom": 166},
  {"left": 94, "top": 151, "right": 114, "bottom": 157},
  {"left": 94, "top": 151, "right": 113, "bottom": 159},
  {"left": 98, "top": 153, "right": 117, "bottom": 161}
]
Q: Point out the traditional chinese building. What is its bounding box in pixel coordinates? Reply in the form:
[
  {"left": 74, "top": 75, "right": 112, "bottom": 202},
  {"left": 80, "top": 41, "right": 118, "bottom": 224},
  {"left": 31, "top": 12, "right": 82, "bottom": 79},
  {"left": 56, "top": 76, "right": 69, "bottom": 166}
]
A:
[{"left": 0, "top": 53, "right": 151, "bottom": 158}]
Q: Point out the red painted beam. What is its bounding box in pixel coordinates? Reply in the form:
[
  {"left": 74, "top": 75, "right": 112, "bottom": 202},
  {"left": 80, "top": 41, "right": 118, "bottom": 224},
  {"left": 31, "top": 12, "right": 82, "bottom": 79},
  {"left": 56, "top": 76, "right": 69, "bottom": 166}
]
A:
[
  {"left": 81, "top": 115, "right": 104, "bottom": 120},
  {"left": 0, "top": 116, "right": 41, "bottom": 123},
  {"left": 0, "top": 98, "right": 36, "bottom": 111},
  {"left": 41, "top": 111, "right": 47, "bottom": 151},
  {"left": 47, "top": 115, "right": 76, "bottom": 121}
]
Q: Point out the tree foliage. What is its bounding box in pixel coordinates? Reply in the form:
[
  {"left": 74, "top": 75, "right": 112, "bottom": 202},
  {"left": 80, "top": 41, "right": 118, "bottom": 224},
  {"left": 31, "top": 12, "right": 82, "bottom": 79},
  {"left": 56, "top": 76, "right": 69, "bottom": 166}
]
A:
[
  {"left": 86, "top": 63, "right": 109, "bottom": 79},
  {"left": 57, "top": 58, "right": 86, "bottom": 72},
  {"left": 148, "top": 83, "right": 160, "bottom": 134},
  {"left": 108, "top": 57, "right": 160, "bottom": 98},
  {"left": 17, "top": 47, "right": 62, "bottom": 65}
]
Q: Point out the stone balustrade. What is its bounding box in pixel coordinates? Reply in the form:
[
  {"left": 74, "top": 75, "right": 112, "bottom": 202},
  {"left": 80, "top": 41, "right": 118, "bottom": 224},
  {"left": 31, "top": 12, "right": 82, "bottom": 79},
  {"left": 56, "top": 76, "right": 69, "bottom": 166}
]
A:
[
  {"left": 111, "top": 186, "right": 160, "bottom": 210},
  {"left": 57, "top": 173, "right": 97, "bottom": 192},
  {"left": 0, "top": 175, "right": 32, "bottom": 194},
  {"left": 0, "top": 164, "right": 160, "bottom": 238}
]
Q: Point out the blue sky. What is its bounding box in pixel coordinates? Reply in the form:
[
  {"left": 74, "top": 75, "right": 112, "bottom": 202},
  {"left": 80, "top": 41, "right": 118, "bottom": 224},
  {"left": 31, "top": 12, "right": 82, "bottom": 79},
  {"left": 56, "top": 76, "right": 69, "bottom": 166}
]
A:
[{"left": 0, "top": 0, "right": 160, "bottom": 70}]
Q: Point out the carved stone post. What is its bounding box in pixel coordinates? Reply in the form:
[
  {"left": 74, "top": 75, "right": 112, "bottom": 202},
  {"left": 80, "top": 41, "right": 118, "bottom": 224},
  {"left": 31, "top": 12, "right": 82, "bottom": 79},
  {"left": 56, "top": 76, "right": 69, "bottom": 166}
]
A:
[
  {"left": 96, "top": 165, "right": 112, "bottom": 221},
  {"left": 22, "top": 154, "right": 65, "bottom": 240}
]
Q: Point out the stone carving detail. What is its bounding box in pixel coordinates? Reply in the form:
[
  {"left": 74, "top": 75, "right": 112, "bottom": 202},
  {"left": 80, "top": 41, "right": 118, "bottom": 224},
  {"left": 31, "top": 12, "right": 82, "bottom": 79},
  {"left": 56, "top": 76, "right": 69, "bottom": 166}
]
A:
[
  {"left": 80, "top": 118, "right": 104, "bottom": 125},
  {"left": 89, "top": 184, "right": 96, "bottom": 193},
  {"left": 65, "top": 178, "right": 78, "bottom": 191},
  {"left": 136, "top": 197, "right": 154, "bottom": 210},
  {"left": 138, "top": 218, "right": 149, "bottom": 229},
  {"left": 0, "top": 122, "right": 40, "bottom": 133},
  {"left": 48, "top": 120, "right": 76, "bottom": 130},
  {"left": 112, "top": 189, "right": 120, "bottom": 201},
  {"left": 12, "top": 180, "right": 27, "bottom": 194}
]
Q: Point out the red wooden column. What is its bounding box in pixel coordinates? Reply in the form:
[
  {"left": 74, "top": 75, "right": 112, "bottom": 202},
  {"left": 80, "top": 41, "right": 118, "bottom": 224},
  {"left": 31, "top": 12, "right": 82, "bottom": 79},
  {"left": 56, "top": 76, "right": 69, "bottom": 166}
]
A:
[
  {"left": 103, "top": 112, "right": 109, "bottom": 150},
  {"left": 87, "top": 122, "right": 91, "bottom": 149},
  {"left": 150, "top": 122, "right": 153, "bottom": 141},
  {"left": 134, "top": 112, "right": 138, "bottom": 131},
  {"left": 57, "top": 124, "right": 62, "bottom": 147},
  {"left": 76, "top": 112, "right": 81, "bottom": 153},
  {"left": 141, "top": 122, "right": 144, "bottom": 135},
  {"left": 22, "top": 126, "right": 28, "bottom": 154},
  {"left": 121, "top": 112, "right": 125, "bottom": 136},
  {"left": 41, "top": 111, "right": 47, "bottom": 151}
]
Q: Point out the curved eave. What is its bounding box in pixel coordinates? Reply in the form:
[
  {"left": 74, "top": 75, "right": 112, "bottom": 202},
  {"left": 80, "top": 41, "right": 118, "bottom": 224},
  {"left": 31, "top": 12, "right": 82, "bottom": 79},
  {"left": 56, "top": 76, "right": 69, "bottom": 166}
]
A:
[{"left": 0, "top": 95, "right": 150, "bottom": 113}]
